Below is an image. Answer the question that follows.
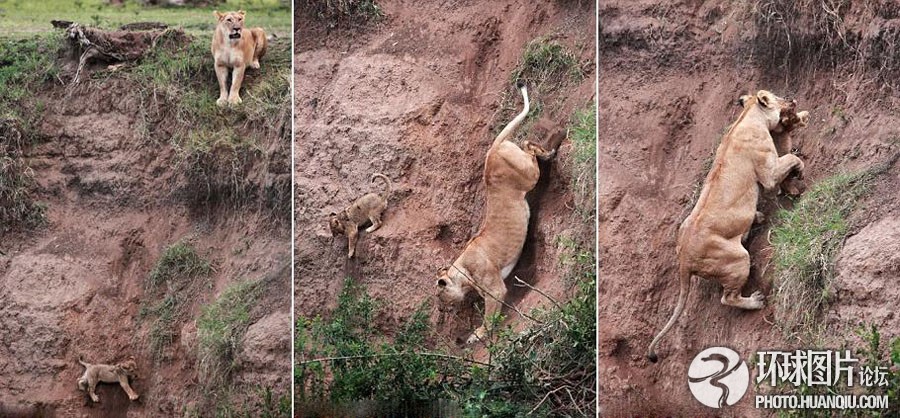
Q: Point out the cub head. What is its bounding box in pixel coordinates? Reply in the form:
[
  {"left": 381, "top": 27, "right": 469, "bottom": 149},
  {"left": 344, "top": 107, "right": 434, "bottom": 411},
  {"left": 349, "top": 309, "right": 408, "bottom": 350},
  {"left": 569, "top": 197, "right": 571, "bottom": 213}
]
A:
[
  {"left": 778, "top": 109, "right": 810, "bottom": 133},
  {"left": 328, "top": 212, "right": 346, "bottom": 236},
  {"left": 748, "top": 90, "right": 798, "bottom": 131},
  {"left": 214, "top": 10, "right": 246, "bottom": 39},
  {"left": 116, "top": 357, "right": 138, "bottom": 378},
  {"left": 436, "top": 267, "right": 467, "bottom": 304}
]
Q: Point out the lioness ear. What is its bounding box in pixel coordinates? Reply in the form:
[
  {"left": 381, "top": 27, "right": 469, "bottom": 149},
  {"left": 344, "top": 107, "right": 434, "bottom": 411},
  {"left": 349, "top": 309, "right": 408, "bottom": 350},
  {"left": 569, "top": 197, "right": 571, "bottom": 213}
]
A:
[
  {"left": 238, "top": 10, "right": 246, "bottom": 17},
  {"left": 214, "top": 11, "right": 224, "bottom": 20},
  {"left": 328, "top": 212, "right": 337, "bottom": 217},
  {"left": 736, "top": 94, "right": 752, "bottom": 107},
  {"left": 756, "top": 90, "right": 772, "bottom": 108}
]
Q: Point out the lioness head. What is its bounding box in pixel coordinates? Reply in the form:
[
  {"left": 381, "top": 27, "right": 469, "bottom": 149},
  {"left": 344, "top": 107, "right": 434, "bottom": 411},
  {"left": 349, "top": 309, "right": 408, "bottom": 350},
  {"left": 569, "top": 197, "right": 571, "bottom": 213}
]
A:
[
  {"left": 737, "top": 90, "right": 799, "bottom": 131},
  {"left": 214, "top": 10, "right": 246, "bottom": 39},
  {"left": 436, "top": 267, "right": 467, "bottom": 303}
]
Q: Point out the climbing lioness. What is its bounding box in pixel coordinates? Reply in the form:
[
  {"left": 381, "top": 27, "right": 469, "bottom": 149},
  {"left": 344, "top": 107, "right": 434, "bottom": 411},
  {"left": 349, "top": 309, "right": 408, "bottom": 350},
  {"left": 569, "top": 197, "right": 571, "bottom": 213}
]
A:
[
  {"left": 436, "top": 82, "right": 562, "bottom": 344},
  {"left": 211, "top": 10, "right": 267, "bottom": 106},
  {"left": 647, "top": 90, "right": 807, "bottom": 362}
]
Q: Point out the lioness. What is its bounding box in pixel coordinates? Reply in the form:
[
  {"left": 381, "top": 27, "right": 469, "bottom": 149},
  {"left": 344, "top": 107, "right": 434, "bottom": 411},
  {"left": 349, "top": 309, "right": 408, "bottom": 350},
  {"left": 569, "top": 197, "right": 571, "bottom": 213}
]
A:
[
  {"left": 647, "top": 90, "right": 808, "bottom": 362},
  {"left": 436, "top": 82, "right": 561, "bottom": 344},
  {"left": 211, "top": 10, "right": 268, "bottom": 106},
  {"left": 77, "top": 356, "right": 139, "bottom": 403}
]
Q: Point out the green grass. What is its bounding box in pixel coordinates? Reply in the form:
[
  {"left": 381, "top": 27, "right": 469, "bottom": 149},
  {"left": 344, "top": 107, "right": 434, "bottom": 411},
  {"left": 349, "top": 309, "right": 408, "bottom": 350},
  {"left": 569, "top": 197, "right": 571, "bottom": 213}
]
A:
[
  {"left": 197, "top": 279, "right": 264, "bottom": 389},
  {"left": 300, "top": 0, "right": 383, "bottom": 24},
  {"left": 510, "top": 36, "right": 582, "bottom": 89},
  {"left": 297, "top": 253, "right": 597, "bottom": 416},
  {"left": 568, "top": 102, "right": 596, "bottom": 220},
  {"left": 141, "top": 240, "right": 212, "bottom": 361},
  {"left": 147, "top": 240, "right": 212, "bottom": 289},
  {"left": 0, "top": 35, "right": 58, "bottom": 231},
  {"left": 0, "top": 0, "right": 290, "bottom": 38},
  {"left": 492, "top": 36, "right": 582, "bottom": 137},
  {"left": 771, "top": 167, "right": 882, "bottom": 340}
]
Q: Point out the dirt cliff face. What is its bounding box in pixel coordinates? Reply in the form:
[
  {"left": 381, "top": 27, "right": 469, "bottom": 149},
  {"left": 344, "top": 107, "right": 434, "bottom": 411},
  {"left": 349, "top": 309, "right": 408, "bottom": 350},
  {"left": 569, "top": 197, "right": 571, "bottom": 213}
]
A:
[
  {"left": 0, "top": 38, "right": 291, "bottom": 416},
  {"left": 600, "top": 1, "right": 900, "bottom": 415},
  {"left": 295, "top": 0, "right": 595, "bottom": 351}
]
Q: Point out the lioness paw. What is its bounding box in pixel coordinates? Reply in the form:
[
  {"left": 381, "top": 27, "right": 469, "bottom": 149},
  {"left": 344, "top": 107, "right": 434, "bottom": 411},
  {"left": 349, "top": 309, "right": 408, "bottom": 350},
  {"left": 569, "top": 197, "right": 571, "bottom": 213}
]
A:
[
  {"left": 228, "top": 96, "right": 243, "bottom": 106},
  {"left": 216, "top": 97, "right": 228, "bottom": 107}
]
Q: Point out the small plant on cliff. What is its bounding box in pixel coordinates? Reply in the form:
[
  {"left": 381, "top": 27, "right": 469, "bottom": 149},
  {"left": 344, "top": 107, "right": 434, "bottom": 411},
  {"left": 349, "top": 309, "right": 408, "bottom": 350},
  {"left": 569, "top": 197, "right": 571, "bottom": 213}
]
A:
[
  {"left": 511, "top": 36, "right": 582, "bottom": 90},
  {"left": 147, "top": 240, "right": 212, "bottom": 289},
  {"left": 296, "top": 254, "right": 597, "bottom": 416},
  {"left": 301, "top": 0, "right": 383, "bottom": 24},
  {"left": 141, "top": 240, "right": 212, "bottom": 361},
  {"left": 0, "top": 36, "right": 58, "bottom": 231},
  {"left": 197, "top": 279, "right": 264, "bottom": 389},
  {"left": 568, "top": 102, "right": 596, "bottom": 220},
  {"left": 771, "top": 165, "right": 885, "bottom": 340}
]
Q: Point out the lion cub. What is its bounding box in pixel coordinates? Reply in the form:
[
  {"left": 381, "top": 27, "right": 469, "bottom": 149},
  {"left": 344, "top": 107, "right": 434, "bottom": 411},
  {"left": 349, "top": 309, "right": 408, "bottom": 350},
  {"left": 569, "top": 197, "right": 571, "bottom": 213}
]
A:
[
  {"left": 77, "top": 356, "right": 139, "bottom": 403},
  {"left": 211, "top": 10, "right": 268, "bottom": 106},
  {"left": 329, "top": 173, "right": 393, "bottom": 258}
]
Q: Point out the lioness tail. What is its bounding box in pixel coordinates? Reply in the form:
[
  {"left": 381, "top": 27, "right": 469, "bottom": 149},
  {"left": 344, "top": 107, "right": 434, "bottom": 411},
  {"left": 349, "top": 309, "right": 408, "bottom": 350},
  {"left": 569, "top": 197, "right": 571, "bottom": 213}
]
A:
[
  {"left": 371, "top": 173, "right": 392, "bottom": 199},
  {"left": 491, "top": 81, "right": 530, "bottom": 149},
  {"left": 647, "top": 265, "right": 691, "bottom": 363}
]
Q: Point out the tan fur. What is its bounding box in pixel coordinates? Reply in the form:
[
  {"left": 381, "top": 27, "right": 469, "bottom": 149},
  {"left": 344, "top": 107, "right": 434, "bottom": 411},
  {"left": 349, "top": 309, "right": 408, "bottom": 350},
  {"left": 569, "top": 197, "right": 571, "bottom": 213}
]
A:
[
  {"left": 329, "top": 173, "right": 392, "bottom": 258},
  {"left": 211, "top": 10, "right": 268, "bottom": 107},
  {"left": 773, "top": 110, "right": 810, "bottom": 195},
  {"left": 77, "top": 356, "right": 139, "bottom": 403},
  {"left": 436, "top": 83, "right": 563, "bottom": 344},
  {"left": 647, "top": 90, "right": 808, "bottom": 362}
]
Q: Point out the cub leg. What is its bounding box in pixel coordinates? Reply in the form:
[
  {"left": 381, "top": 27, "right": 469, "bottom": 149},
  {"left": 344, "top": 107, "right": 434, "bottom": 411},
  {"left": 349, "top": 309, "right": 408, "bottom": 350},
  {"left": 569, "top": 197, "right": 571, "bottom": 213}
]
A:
[
  {"left": 118, "top": 376, "right": 139, "bottom": 401},
  {"left": 88, "top": 379, "right": 100, "bottom": 402},
  {"left": 346, "top": 227, "right": 358, "bottom": 259},
  {"left": 365, "top": 214, "right": 382, "bottom": 233}
]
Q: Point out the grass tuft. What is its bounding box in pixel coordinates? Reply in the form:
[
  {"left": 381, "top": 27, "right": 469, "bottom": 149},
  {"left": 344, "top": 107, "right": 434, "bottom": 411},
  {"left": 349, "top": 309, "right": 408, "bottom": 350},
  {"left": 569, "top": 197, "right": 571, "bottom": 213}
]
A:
[
  {"left": 141, "top": 240, "right": 212, "bottom": 361},
  {"left": 147, "top": 240, "right": 212, "bottom": 289},
  {"left": 492, "top": 36, "right": 582, "bottom": 137},
  {"left": 299, "top": 0, "right": 383, "bottom": 25},
  {"left": 771, "top": 165, "right": 886, "bottom": 339},
  {"left": 0, "top": 36, "right": 59, "bottom": 231},
  {"left": 567, "top": 102, "right": 596, "bottom": 221},
  {"left": 197, "top": 279, "right": 264, "bottom": 389}
]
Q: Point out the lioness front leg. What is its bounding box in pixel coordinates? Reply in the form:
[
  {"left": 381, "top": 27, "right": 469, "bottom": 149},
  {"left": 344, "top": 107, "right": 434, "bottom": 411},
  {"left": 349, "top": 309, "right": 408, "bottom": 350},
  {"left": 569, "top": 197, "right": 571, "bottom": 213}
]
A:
[
  {"left": 467, "top": 277, "right": 506, "bottom": 344},
  {"left": 758, "top": 153, "right": 804, "bottom": 192},
  {"left": 215, "top": 63, "right": 229, "bottom": 107},
  {"left": 228, "top": 65, "right": 246, "bottom": 105}
]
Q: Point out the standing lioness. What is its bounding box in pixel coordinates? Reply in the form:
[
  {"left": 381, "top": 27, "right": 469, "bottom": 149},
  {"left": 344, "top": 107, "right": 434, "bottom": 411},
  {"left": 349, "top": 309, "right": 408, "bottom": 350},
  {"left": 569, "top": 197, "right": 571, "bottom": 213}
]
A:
[
  {"left": 211, "top": 10, "right": 267, "bottom": 106},
  {"left": 436, "top": 82, "right": 561, "bottom": 344},
  {"left": 647, "top": 90, "right": 807, "bottom": 362}
]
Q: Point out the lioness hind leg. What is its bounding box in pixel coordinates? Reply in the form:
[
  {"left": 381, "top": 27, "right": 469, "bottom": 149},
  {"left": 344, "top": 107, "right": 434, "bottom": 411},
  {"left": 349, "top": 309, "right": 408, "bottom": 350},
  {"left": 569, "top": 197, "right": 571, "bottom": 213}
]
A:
[{"left": 715, "top": 240, "right": 764, "bottom": 310}]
